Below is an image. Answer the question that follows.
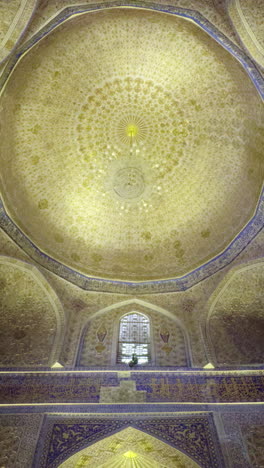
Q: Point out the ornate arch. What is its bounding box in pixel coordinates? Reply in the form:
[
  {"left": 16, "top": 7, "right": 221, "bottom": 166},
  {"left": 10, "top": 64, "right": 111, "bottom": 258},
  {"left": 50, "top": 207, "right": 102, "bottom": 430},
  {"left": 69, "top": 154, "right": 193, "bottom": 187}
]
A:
[
  {"left": 35, "top": 414, "right": 223, "bottom": 467},
  {"left": 0, "top": 256, "right": 65, "bottom": 367},
  {"left": 204, "top": 260, "right": 264, "bottom": 366},
  {"left": 57, "top": 426, "right": 201, "bottom": 468},
  {"left": 76, "top": 299, "right": 192, "bottom": 367}
]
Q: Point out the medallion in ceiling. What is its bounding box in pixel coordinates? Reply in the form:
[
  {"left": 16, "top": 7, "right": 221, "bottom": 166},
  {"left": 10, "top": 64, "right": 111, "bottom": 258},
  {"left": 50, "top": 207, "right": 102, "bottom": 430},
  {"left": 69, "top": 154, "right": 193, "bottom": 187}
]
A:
[{"left": 0, "top": 6, "right": 263, "bottom": 282}]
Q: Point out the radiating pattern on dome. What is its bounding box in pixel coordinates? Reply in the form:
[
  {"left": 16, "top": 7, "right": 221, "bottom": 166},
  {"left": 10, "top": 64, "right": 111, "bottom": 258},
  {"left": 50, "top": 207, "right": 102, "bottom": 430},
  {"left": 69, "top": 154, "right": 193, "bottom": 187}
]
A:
[
  {"left": 58, "top": 427, "right": 200, "bottom": 468},
  {"left": 0, "top": 8, "right": 263, "bottom": 281}
]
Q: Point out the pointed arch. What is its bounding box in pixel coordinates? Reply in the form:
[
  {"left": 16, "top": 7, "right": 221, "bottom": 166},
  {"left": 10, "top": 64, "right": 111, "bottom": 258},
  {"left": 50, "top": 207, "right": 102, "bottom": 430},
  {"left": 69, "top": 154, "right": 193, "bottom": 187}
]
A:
[
  {"left": 76, "top": 299, "right": 192, "bottom": 367},
  {"left": 55, "top": 427, "right": 201, "bottom": 468},
  {"left": 204, "top": 261, "right": 264, "bottom": 366},
  {"left": 0, "top": 256, "right": 65, "bottom": 367},
  {"left": 117, "top": 311, "right": 151, "bottom": 364}
]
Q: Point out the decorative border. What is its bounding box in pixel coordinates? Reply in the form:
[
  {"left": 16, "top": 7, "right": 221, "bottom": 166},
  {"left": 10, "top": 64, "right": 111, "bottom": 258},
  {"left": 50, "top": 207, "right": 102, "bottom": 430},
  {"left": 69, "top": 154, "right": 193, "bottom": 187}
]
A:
[
  {"left": 0, "top": 0, "right": 39, "bottom": 64},
  {"left": 0, "top": 1, "right": 263, "bottom": 294},
  {"left": 220, "top": 410, "right": 264, "bottom": 468},
  {"left": 227, "top": 0, "right": 264, "bottom": 69},
  {"left": 1, "top": 402, "right": 263, "bottom": 414},
  {"left": 33, "top": 413, "right": 224, "bottom": 468},
  {"left": 0, "top": 370, "right": 263, "bottom": 404}
]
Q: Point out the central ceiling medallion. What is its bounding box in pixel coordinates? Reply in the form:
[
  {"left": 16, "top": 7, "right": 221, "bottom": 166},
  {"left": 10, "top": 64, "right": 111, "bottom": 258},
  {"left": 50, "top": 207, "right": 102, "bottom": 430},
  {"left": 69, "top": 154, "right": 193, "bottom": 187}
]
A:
[
  {"left": 117, "top": 114, "right": 149, "bottom": 145},
  {"left": 112, "top": 119, "right": 147, "bottom": 201},
  {"left": 113, "top": 167, "right": 145, "bottom": 199},
  {"left": 0, "top": 7, "right": 263, "bottom": 284},
  {"left": 123, "top": 451, "right": 138, "bottom": 459}
]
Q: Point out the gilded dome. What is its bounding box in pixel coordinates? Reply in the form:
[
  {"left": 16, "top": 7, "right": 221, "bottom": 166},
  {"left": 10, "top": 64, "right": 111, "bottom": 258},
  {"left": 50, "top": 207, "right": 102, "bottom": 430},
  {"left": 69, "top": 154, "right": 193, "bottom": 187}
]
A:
[{"left": 0, "top": 7, "right": 263, "bottom": 281}]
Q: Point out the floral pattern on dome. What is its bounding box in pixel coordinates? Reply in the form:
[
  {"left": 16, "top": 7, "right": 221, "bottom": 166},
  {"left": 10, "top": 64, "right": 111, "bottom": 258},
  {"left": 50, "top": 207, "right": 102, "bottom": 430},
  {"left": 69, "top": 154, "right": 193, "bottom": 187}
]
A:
[{"left": 0, "top": 7, "right": 263, "bottom": 282}]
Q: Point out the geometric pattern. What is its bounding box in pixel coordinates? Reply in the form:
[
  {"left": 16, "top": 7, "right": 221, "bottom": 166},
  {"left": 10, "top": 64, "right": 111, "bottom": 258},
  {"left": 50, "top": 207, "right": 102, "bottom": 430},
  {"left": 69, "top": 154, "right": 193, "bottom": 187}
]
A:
[
  {"left": 0, "top": 1, "right": 263, "bottom": 294},
  {"left": 35, "top": 413, "right": 225, "bottom": 468},
  {"left": 1, "top": 371, "right": 263, "bottom": 404},
  {"left": 58, "top": 427, "right": 200, "bottom": 468}
]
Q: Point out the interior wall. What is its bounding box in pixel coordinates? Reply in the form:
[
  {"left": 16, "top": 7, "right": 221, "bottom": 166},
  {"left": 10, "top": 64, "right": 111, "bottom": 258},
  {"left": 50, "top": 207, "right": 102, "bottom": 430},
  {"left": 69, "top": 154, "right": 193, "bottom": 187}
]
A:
[
  {"left": 1, "top": 228, "right": 264, "bottom": 370},
  {"left": 0, "top": 2, "right": 263, "bottom": 468},
  {"left": 78, "top": 301, "right": 190, "bottom": 367},
  {"left": 0, "top": 256, "right": 64, "bottom": 368},
  {"left": 0, "top": 408, "right": 263, "bottom": 468},
  {"left": 206, "top": 262, "right": 264, "bottom": 366}
]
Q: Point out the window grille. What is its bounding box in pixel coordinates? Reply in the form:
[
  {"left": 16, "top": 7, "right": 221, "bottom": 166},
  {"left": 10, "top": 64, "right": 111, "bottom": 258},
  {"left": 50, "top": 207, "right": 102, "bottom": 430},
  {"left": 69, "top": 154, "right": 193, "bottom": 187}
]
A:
[{"left": 117, "top": 313, "right": 150, "bottom": 364}]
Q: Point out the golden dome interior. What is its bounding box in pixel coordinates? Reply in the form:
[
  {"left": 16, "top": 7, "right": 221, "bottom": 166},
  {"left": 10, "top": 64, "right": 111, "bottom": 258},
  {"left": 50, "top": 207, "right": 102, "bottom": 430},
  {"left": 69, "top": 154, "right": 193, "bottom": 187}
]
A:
[
  {"left": 0, "top": 3, "right": 263, "bottom": 468},
  {"left": 0, "top": 7, "right": 263, "bottom": 281}
]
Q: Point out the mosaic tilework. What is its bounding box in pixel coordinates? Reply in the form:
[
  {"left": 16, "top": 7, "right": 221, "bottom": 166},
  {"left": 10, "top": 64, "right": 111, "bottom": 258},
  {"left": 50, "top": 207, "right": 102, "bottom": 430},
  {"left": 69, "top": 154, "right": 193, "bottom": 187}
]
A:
[
  {"left": 220, "top": 410, "right": 264, "bottom": 468},
  {"left": 58, "top": 427, "right": 200, "bottom": 468},
  {"left": 206, "top": 262, "right": 264, "bottom": 366},
  {"left": 0, "top": 2, "right": 263, "bottom": 294},
  {"left": 0, "top": 402, "right": 263, "bottom": 415},
  {"left": 132, "top": 372, "right": 264, "bottom": 403},
  {"left": 0, "top": 420, "right": 23, "bottom": 467},
  {"left": 0, "top": 414, "right": 42, "bottom": 468},
  {"left": 78, "top": 304, "right": 189, "bottom": 368},
  {"left": 0, "top": 256, "right": 65, "bottom": 368},
  {"left": 99, "top": 379, "right": 147, "bottom": 402},
  {"left": 2, "top": 7, "right": 263, "bottom": 281},
  {"left": 24, "top": 0, "right": 238, "bottom": 48},
  {"left": 0, "top": 371, "right": 263, "bottom": 404},
  {"left": 243, "top": 425, "right": 264, "bottom": 467},
  {"left": 35, "top": 413, "right": 224, "bottom": 467},
  {"left": 1, "top": 407, "right": 263, "bottom": 467},
  {"left": 0, "top": 372, "right": 119, "bottom": 404}
]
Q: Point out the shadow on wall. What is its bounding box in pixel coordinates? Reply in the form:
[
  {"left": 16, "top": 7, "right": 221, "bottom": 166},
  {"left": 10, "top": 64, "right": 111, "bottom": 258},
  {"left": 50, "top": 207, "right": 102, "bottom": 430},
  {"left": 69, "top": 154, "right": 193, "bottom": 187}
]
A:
[{"left": 206, "top": 262, "right": 264, "bottom": 366}]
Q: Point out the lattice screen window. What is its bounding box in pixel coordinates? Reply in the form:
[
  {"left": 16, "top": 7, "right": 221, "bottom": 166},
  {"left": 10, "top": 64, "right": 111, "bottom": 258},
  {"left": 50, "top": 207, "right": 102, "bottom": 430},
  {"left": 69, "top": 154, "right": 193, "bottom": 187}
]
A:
[{"left": 117, "top": 313, "right": 150, "bottom": 364}]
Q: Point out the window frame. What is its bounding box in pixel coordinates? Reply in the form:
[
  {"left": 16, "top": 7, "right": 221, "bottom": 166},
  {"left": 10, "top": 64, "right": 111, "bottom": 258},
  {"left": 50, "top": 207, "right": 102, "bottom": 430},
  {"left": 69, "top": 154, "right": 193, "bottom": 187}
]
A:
[{"left": 112, "top": 311, "right": 154, "bottom": 366}]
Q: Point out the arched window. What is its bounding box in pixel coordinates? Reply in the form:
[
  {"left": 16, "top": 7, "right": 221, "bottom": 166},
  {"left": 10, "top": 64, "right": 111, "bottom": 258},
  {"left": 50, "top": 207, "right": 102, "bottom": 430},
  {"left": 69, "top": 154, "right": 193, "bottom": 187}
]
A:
[{"left": 117, "top": 313, "right": 150, "bottom": 364}]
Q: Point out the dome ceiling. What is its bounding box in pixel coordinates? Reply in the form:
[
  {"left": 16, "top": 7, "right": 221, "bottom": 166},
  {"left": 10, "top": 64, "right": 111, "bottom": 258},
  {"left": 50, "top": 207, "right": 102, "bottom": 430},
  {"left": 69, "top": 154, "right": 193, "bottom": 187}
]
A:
[{"left": 0, "top": 7, "right": 263, "bottom": 282}]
